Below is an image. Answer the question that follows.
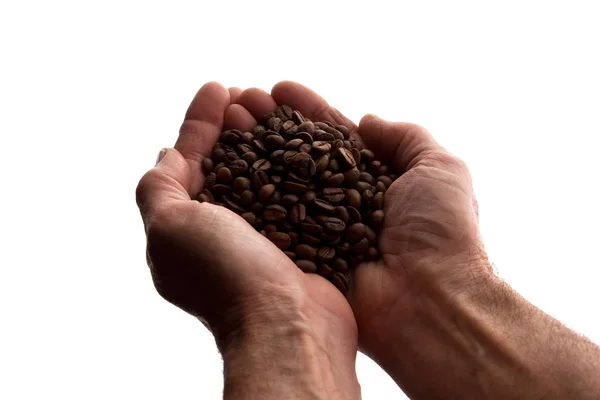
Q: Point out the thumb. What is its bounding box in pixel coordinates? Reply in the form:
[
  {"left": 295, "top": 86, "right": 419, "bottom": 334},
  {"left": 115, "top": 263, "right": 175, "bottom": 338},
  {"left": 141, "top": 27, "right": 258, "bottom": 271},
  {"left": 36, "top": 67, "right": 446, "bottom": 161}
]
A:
[
  {"left": 136, "top": 148, "right": 193, "bottom": 221},
  {"left": 358, "top": 114, "right": 442, "bottom": 172}
]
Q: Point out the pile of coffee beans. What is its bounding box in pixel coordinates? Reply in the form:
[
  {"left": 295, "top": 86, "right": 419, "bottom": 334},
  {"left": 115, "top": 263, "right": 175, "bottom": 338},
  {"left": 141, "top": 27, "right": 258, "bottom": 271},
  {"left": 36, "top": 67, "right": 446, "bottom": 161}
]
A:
[{"left": 197, "top": 105, "right": 396, "bottom": 293}]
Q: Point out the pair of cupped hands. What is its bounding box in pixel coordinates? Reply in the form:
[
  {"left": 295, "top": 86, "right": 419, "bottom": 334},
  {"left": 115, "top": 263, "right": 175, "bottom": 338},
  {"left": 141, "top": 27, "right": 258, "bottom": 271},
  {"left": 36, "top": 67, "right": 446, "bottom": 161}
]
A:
[{"left": 136, "top": 81, "right": 489, "bottom": 397}]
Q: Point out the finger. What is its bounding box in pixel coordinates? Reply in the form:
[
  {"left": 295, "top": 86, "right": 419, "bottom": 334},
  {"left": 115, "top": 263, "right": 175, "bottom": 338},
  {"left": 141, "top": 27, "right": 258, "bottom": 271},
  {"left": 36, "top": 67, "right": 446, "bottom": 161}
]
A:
[
  {"left": 223, "top": 104, "right": 257, "bottom": 132},
  {"left": 358, "top": 114, "right": 442, "bottom": 172},
  {"left": 136, "top": 148, "right": 191, "bottom": 223},
  {"left": 176, "top": 82, "right": 230, "bottom": 196},
  {"left": 228, "top": 87, "right": 243, "bottom": 104},
  {"left": 270, "top": 81, "right": 357, "bottom": 134},
  {"left": 237, "top": 88, "right": 277, "bottom": 120}
]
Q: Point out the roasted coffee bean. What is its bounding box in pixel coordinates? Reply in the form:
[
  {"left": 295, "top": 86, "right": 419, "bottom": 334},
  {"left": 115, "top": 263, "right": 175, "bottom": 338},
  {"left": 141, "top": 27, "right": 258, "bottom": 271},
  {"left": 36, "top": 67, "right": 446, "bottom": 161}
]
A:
[
  {"left": 240, "top": 131, "right": 254, "bottom": 144},
  {"left": 212, "top": 148, "right": 226, "bottom": 162},
  {"left": 312, "top": 141, "right": 331, "bottom": 154},
  {"left": 270, "top": 149, "right": 285, "bottom": 164},
  {"left": 283, "top": 150, "right": 298, "bottom": 164},
  {"left": 197, "top": 193, "right": 210, "bottom": 203},
  {"left": 285, "top": 138, "right": 304, "bottom": 150},
  {"left": 240, "top": 190, "right": 255, "bottom": 207},
  {"left": 288, "top": 172, "right": 310, "bottom": 184},
  {"left": 217, "top": 167, "right": 233, "bottom": 184},
  {"left": 369, "top": 160, "right": 381, "bottom": 175},
  {"left": 224, "top": 151, "right": 240, "bottom": 164},
  {"left": 290, "top": 203, "right": 307, "bottom": 224},
  {"left": 334, "top": 206, "right": 350, "bottom": 224},
  {"left": 379, "top": 165, "right": 390, "bottom": 176},
  {"left": 365, "top": 225, "right": 377, "bottom": 245},
  {"left": 336, "top": 242, "right": 350, "bottom": 258},
  {"left": 297, "top": 121, "right": 315, "bottom": 134},
  {"left": 300, "top": 222, "right": 324, "bottom": 236},
  {"left": 322, "top": 188, "right": 345, "bottom": 203},
  {"left": 299, "top": 143, "right": 312, "bottom": 153},
  {"left": 314, "top": 199, "right": 335, "bottom": 213},
  {"left": 317, "top": 247, "right": 335, "bottom": 262},
  {"left": 359, "top": 172, "right": 375, "bottom": 185},
  {"left": 332, "top": 129, "right": 345, "bottom": 140},
  {"left": 252, "top": 139, "right": 267, "bottom": 154},
  {"left": 320, "top": 170, "right": 333, "bottom": 181},
  {"left": 282, "top": 120, "right": 296, "bottom": 134},
  {"left": 263, "top": 204, "right": 287, "bottom": 222},
  {"left": 268, "top": 117, "right": 283, "bottom": 132},
  {"left": 343, "top": 167, "right": 360, "bottom": 187},
  {"left": 351, "top": 139, "right": 363, "bottom": 150},
  {"left": 327, "top": 173, "right": 345, "bottom": 187},
  {"left": 241, "top": 212, "right": 256, "bottom": 226},
  {"left": 324, "top": 217, "right": 345, "bottom": 233},
  {"left": 252, "top": 124, "right": 266, "bottom": 138},
  {"left": 328, "top": 159, "right": 340, "bottom": 172},
  {"left": 237, "top": 143, "right": 254, "bottom": 154},
  {"left": 318, "top": 263, "right": 335, "bottom": 278},
  {"left": 252, "top": 170, "right": 270, "bottom": 189},
  {"left": 362, "top": 189, "right": 374, "bottom": 206},
  {"left": 267, "top": 190, "right": 281, "bottom": 204},
  {"left": 221, "top": 130, "right": 241, "bottom": 146},
  {"left": 346, "top": 223, "right": 367, "bottom": 243},
  {"left": 332, "top": 139, "right": 344, "bottom": 151},
  {"left": 351, "top": 238, "right": 369, "bottom": 255},
  {"left": 343, "top": 140, "right": 352, "bottom": 151},
  {"left": 302, "top": 191, "right": 317, "bottom": 203},
  {"left": 222, "top": 196, "right": 245, "bottom": 214},
  {"left": 376, "top": 181, "right": 387, "bottom": 193},
  {"left": 272, "top": 165, "right": 285, "bottom": 173},
  {"left": 331, "top": 272, "right": 350, "bottom": 293},
  {"left": 200, "top": 189, "right": 215, "bottom": 203},
  {"left": 347, "top": 206, "right": 362, "bottom": 222},
  {"left": 283, "top": 181, "right": 308, "bottom": 193},
  {"left": 349, "top": 255, "right": 363, "bottom": 268},
  {"left": 314, "top": 122, "right": 332, "bottom": 130},
  {"left": 352, "top": 148, "right": 361, "bottom": 165},
  {"left": 370, "top": 210, "right": 385, "bottom": 229},
  {"left": 233, "top": 177, "right": 252, "bottom": 193},
  {"left": 377, "top": 175, "right": 393, "bottom": 188},
  {"left": 313, "top": 214, "right": 329, "bottom": 226},
  {"left": 214, "top": 162, "right": 225, "bottom": 172},
  {"left": 264, "top": 224, "right": 278, "bottom": 234},
  {"left": 297, "top": 157, "right": 316, "bottom": 178},
  {"left": 265, "top": 133, "right": 286, "bottom": 149},
  {"left": 337, "top": 147, "right": 356, "bottom": 168},
  {"left": 279, "top": 220, "right": 295, "bottom": 232},
  {"left": 295, "top": 131, "right": 314, "bottom": 144},
  {"left": 242, "top": 151, "right": 258, "bottom": 165},
  {"left": 229, "top": 159, "right": 248, "bottom": 175},
  {"left": 296, "top": 260, "right": 317, "bottom": 273},
  {"left": 314, "top": 130, "right": 335, "bottom": 141},
  {"left": 315, "top": 154, "right": 330, "bottom": 172},
  {"left": 268, "top": 232, "right": 291, "bottom": 250},
  {"left": 288, "top": 232, "right": 300, "bottom": 248},
  {"left": 292, "top": 110, "right": 305, "bottom": 124},
  {"left": 281, "top": 194, "right": 299, "bottom": 206},
  {"left": 253, "top": 159, "right": 271, "bottom": 172},
  {"left": 271, "top": 175, "right": 282, "bottom": 185},
  {"left": 301, "top": 232, "right": 321, "bottom": 246},
  {"left": 277, "top": 105, "right": 293, "bottom": 120},
  {"left": 336, "top": 125, "right": 350, "bottom": 139},
  {"left": 360, "top": 149, "right": 374, "bottom": 163},
  {"left": 258, "top": 183, "right": 275, "bottom": 202},
  {"left": 202, "top": 158, "right": 214, "bottom": 172},
  {"left": 333, "top": 258, "right": 349, "bottom": 273},
  {"left": 296, "top": 244, "right": 317, "bottom": 260},
  {"left": 373, "top": 192, "right": 384, "bottom": 210},
  {"left": 284, "top": 251, "right": 296, "bottom": 261},
  {"left": 250, "top": 202, "right": 264, "bottom": 214},
  {"left": 212, "top": 184, "right": 231, "bottom": 197},
  {"left": 366, "top": 247, "right": 379, "bottom": 260},
  {"left": 355, "top": 181, "right": 372, "bottom": 193},
  {"left": 345, "top": 189, "right": 361, "bottom": 208},
  {"left": 204, "top": 173, "right": 217, "bottom": 189}
]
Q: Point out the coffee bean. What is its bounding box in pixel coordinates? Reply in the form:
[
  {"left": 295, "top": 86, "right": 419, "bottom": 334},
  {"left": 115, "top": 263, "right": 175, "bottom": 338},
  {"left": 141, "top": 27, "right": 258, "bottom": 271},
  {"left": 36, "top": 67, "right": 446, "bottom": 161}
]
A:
[
  {"left": 240, "top": 131, "right": 254, "bottom": 144},
  {"left": 352, "top": 148, "right": 361, "bottom": 165},
  {"left": 197, "top": 193, "right": 210, "bottom": 203},
  {"left": 297, "top": 121, "right": 315, "bottom": 135},
  {"left": 281, "top": 194, "right": 299, "bottom": 206},
  {"left": 320, "top": 170, "right": 333, "bottom": 181},
  {"left": 337, "top": 147, "right": 356, "bottom": 168},
  {"left": 284, "top": 251, "right": 296, "bottom": 261},
  {"left": 360, "top": 172, "right": 375, "bottom": 185},
  {"left": 241, "top": 212, "right": 256, "bottom": 225},
  {"left": 292, "top": 111, "right": 305, "bottom": 124},
  {"left": 283, "top": 181, "right": 308, "bottom": 193},
  {"left": 373, "top": 192, "right": 384, "bottom": 210},
  {"left": 302, "top": 191, "right": 316, "bottom": 203},
  {"left": 224, "top": 151, "right": 240, "bottom": 164},
  {"left": 288, "top": 232, "right": 300, "bottom": 248},
  {"left": 314, "top": 122, "right": 332, "bottom": 130},
  {"left": 265, "top": 133, "right": 286, "bottom": 149},
  {"left": 268, "top": 117, "right": 283, "bottom": 132},
  {"left": 264, "top": 224, "right": 278, "bottom": 234},
  {"left": 290, "top": 203, "right": 307, "bottom": 224},
  {"left": 313, "top": 214, "right": 329, "bottom": 226},
  {"left": 296, "top": 244, "right": 317, "bottom": 260},
  {"left": 334, "top": 206, "right": 350, "bottom": 224},
  {"left": 300, "top": 222, "right": 323, "bottom": 236},
  {"left": 351, "top": 238, "right": 369, "bottom": 255},
  {"left": 365, "top": 225, "right": 377, "bottom": 245},
  {"left": 214, "top": 162, "right": 226, "bottom": 172},
  {"left": 377, "top": 175, "right": 393, "bottom": 188},
  {"left": 314, "top": 199, "right": 335, "bottom": 213},
  {"left": 229, "top": 159, "right": 248, "bottom": 175},
  {"left": 355, "top": 181, "right": 372, "bottom": 193},
  {"left": 283, "top": 150, "right": 298, "bottom": 164},
  {"left": 222, "top": 195, "right": 245, "bottom": 214},
  {"left": 250, "top": 202, "right": 264, "bottom": 214},
  {"left": 336, "top": 125, "right": 350, "bottom": 139},
  {"left": 296, "top": 260, "right": 317, "bottom": 273},
  {"left": 369, "top": 160, "right": 381, "bottom": 175},
  {"left": 370, "top": 210, "right": 384, "bottom": 229},
  {"left": 379, "top": 165, "right": 390, "bottom": 176},
  {"left": 270, "top": 149, "right": 285, "bottom": 164},
  {"left": 343, "top": 168, "right": 360, "bottom": 187},
  {"left": 322, "top": 188, "right": 345, "bottom": 203},
  {"left": 375, "top": 181, "right": 387, "bottom": 193},
  {"left": 252, "top": 170, "right": 270, "bottom": 189},
  {"left": 204, "top": 173, "right": 217, "bottom": 189},
  {"left": 366, "top": 246, "right": 379, "bottom": 260},
  {"left": 242, "top": 151, "right": 258, "bottom": 165},
  {"left": 301, "top": 232, "right": 322, "bottom": 246},
  {"left": 263, "top": 204, "right": 287, "bottom": 222},
  {"left": 217, "top": 167, "right": 233, "bottom": 184},
  {"left": 285, "top": 138, "right": 304, "bottom": 150},
  {"left": 288, "top": 172, "right": 310, "bottom": 184},
  {"left": 221, "top": 130, "right": 241, "bottom": 146},
  {"left": 332, "top": 139, "right": 344, "bottom": 151},
  {"left": 253, "top": 159, "right": 271, "bottom": 172},
  {"left": 299, "top": 143, "right": 312, "bottom": 153},
  {"left": 346, "top": 223, "right": 367, "bottom": 243},
  {"left": 347, "top": 206, "right": 362, "bottom": 222},
  {"left": 202, "top": 158, "right": 214, "bottom": 172},
  {"left": 328, "top": 158, "right": 340, "bottom": 172},
  {"left": 233, "top": 177, "right": 251, "bottom": 193},
  {"left": 317, "top": 247, "right": 335, "bottom": 262},
  {"left": 360, "top": 149, "right": 374, "bottom": 164},
  {"left": 351, "top": 139, "right": 363, "bottom": 151},
  {"left": 237, "top": 144, "right": 254, "bottom": 154},
  {"left": 282, "top": 120, "right": 296, "bottom": 134},
  {"left": 336, "top": 242, "right": 350, "bottom": 258},
  {"left": 212, "top": 148, "right": 226, "bottom": 162},
  {"left": 312, "top": 141, "right": 331, "bottom": 154},
  {"left": 272, "top": 165, "right": 285, "bottom": 173},
  {"left": 314, "top": 130, "right": 335, "bottom": 141},
  {"left": 331, "top": 272, "right": 350, "bottom": 293},
  {"left": 362, "top": 189, "right": 374, "bottom": 206},
  {"left": 240, "top": 190, "right": 255, "bottom": 206},
  {"left": 212, "top": 184, "right": 231, "bottom": 197},
  {"left": 328, "top": 173, "right": 345, "bottom": 187},
  {"left": 332, "top": 258, "right": 349, "bottom": 273},
  {"left": 279, "top": 220, "right": 295, "bottom": 232},
  {"left": 345, "top": 189, "right": 361, "bottom": 208},
  {"left": 295, "top": 131, "right": 314, "bottom": 144},
  {"left": 343, "top": 140, "right": 352, "bottom": 151},
  {"left": 318, "top": 263, "right": 335, "bottom": 278},
  {"left": 315, "top": 154, "right": 330, "bottom": 172},
  {"left": 349, "top": 255, "right": 363, "bottom": 268},
  {"left": 258, "top": 184, "right": 276, "bottom": 202},
  {"left": 252, "top": 139, "right": 267, "bottom": 154},
  {"left": 324, "top": 217, "right": 345, "bottom": 233},
  {"left": 271, "top": 175, "right": 282, "bottom": 185},
  {"left": 268, "top": 232, "right": 291, "bottom": 250},
  {"left": 252, "top": 125, "right": 266, "bottom": 138}
]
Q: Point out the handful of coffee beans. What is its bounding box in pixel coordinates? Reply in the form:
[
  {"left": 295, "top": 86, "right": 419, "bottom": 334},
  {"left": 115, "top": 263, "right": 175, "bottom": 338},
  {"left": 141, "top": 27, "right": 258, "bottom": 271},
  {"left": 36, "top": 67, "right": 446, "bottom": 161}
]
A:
[{"left": 197, "top": 105, "right": 396, "bottom": 294}]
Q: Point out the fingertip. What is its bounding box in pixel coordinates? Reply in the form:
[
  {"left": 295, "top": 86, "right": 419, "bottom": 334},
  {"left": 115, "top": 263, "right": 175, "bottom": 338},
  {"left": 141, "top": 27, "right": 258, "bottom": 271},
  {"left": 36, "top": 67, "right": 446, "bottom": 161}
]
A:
[
  {"left": 223, "top": 104, "right": 257, "bottom": 131},
  {"left": 185, "top": 81, "right": 230, "bottom": 123},
  {"left": 237, "top": 87, "right": 277, "bottom": 120},
  {"left": 228, "top": 87, "right": 243, "bottom": 104}
]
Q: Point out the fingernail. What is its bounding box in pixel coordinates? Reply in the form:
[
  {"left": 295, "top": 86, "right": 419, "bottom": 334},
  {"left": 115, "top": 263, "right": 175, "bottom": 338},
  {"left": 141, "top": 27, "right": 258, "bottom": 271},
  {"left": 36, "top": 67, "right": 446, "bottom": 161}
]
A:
[{"left": 156, "top": 148, "right": 167, "bottom": 165}]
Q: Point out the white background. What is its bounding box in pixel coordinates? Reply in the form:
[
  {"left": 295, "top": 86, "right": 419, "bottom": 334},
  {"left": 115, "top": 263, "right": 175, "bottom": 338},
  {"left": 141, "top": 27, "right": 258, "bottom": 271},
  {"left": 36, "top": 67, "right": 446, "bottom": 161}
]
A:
[{"left": 1, "top": 1, "right": 599, "bottom": 399}]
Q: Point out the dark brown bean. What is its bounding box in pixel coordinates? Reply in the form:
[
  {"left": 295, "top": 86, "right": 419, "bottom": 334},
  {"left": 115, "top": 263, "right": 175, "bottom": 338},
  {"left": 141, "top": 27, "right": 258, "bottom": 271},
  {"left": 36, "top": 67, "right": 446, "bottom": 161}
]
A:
[
  {"left": 288, "top": 232, "right": 300, "bottom": 248},
  {"left": 370, "top": 210, "right": 384, "bottom": 229},
  {"left": 263, "top": 204, "right": 287, "bottom": 222},
  {"left": 229, "top": 159, "right": 248, "bottom": 175},
  {"left": 283, "top": 181, "right": 308, "bottom": 193},
  {"left": 332, "top": 139, "right": 344, "bottom": 151},
  {"left": 268, "top": 232, "right": 291, "bottom": 250},
  {"left": 359, "top": 172, "right": 375, "bottom": 185},
  {"left": 252, "top": 125, "right": 266, "bottom": 138},
  {"left": 300, "top": 222, "right": 324, "bottom": 236},
  {"left": 295, "top": 244, "right": 317, "bottom": 260},
  {"left": 268, "top": 190, "right": 281, "bottom": 205},
  {"left": 263, "top": 224, "right": 278, "bottom": 234},
  {"left": 301, "top": 232, "right": 321, "bottom": 246},
  {"left": 328, "top": 158, "right": 340, "bottom": 172},
  {"left": 324, "top": 217, "right": 345, "bottom": 233},
  {"left": 336, "top": 243, "right": 350, "bottom": 258},
  {"left": 270, "top": 149, "right": 285, "bottom": 164},
  {"left": 320, "top": 170, "right": 333, "bottom": 181},
  {"left": 347, "top": 206, "right": 362, "bottom": 222},
  {"left": 281, "top": 194, "right": 299, "bottom": 206},
  {"left": 242, "top": 151, "right": 258, "bottom": 166},
  {"left": 202, "top": 158, "right": 214, "bottom": 172},
  {"left": 285, "top": 138, "right": 304, "bottom": 150},
  {"left": 232, "top": 177, "right": 251, "bottom": 193},
  {"left": 295, "top": 131, "right": 314, "bottom": 144},
  {"left": 312, "top": 141, "right": 331, "bottom": 154},
  {"left": 359, "top": 149, "right": 374, "bottom": 163},
  {"left": 322, "top": 188, "right": 345, "bottom": 204},
  {"left": 318, "top": 263, "right": 335, "bottom": 278},
  {"left": 362, "top": 189, "right": 374, "bottom": 206},
  {"left": 352, "top": 148, "right": 361, "bottom": 165},
  {"left": 315, "top": 154, "right": 330, "bottom": 172},
  {"left": 253, "top": 159, "right": 271, "bottom": 172},
  {"left": 373, "top": 192, "right": 384, "bottom": 210},
  {"left": 343, "top": 167, "right": 360, "bottom": 187},
  {"left": 258, "top": 184, "right": 276, "bottom": 202},
  {"left": 252, "top": 139, "right": 267, "bottom": 154},
  {"left": 217, "top": 167, "right": 233, "bottom": 184},
  {"left": 241, "top": 212, "right": 256, "bottom": 225},
  {"left": 314, "top": 130, "right": 335, "bottom": 141},
  {"left": 240, "top": 131, "right": 254, "bottom": 144},
  {"left": 355, "top": 181, "right": 372, "bottom": 193},
  {"left": 237, "top": 143, "right": 254, "bottom": 154},
  {"left": 297, "top": 121, "right": 315, "bottom": 135},
  {"left": 197, "top": 193, "right": 210, "bottom": 203},
  {"left": 366, "top": 247, "right": 379, "bottom": 260},
  {"left": 221, "top": 130, "right": 241, "bottom": 145},
  {"left": 375, "top": 181, "right": 387, "bottom": 193},
  {"left": 240, "top": 190, "right": 255, "bottom": 206},
  {"left": 334, "top": 206, "right": 350, "bottom": 224},
  {"left": 252, "top": 170, "right": 270, "bottom": 189},
  {"left": 337, "top": 147, "right": 356, "bottom": 168},
  {"left": 299, "top": 143, "right": 312, "bottom": 153},
  {"left": 331, "top": 272, "right": 350, "bottom": 293},
  {"left": 224, "top": 151, "right": 240, "bottom": 163},
  {"left": 296, "top": 260, "right": 317, "bottom": 273},
  {"left": 271, "top": 175, "right": 282, "bottom": 185},
  {"left": 268, "top": 117, "right": 283, "bottom": 132},
  {"left": 317, "top": 247, "right": 336, "bottom": 262},
  {"left": 377, "top": 175, "right": 393, "bottom": 188},
  {"left": 346, "top": 223, "right": 367, "bottom": 243},
  {"left": 283, "top": 150, "right": 298, "bottom": 164},
  {"left": 336, "top": 125, "right": 350, "bottom": 139},
  {"left": 369, "top": 160, "right": 381, "bottom": 175},
  {"left": 284, "top": 251, "right": 296, "bottom": 261},
  {"left": 265, "top": 134, "right": 286, "bottom": 149},
  {"left": 379, "top": 165, "right": 390, "bottom": 176},
  {"left": 212, "top": 184, "right": 231, "bottom": 197},
  {"left": 204, "top": 173, "right": 217, "bottom": 189},
  {"left": 222, "top": 195, "right": 245, "bottom": 214},
  {"left": 345, "top": 189, "right": 361, "bottom": 208},
  {"left": 212, "top": 148, "right": 226, "bottom": 162},
  {"left": 327, "top": 173, "right": 345, "bottom": 187},
  {"left": 302, "top": 191, "right": 316, "bottom": 203},
  {"left": 292, "top": 111, "right": 305, "bottom": 124},
  {"left": 365, "top": 225, "right": 377, "bottom": 245},
  {"left": 313, "top": 214, "right": 329, "bottom": 226},
  {"left": 290, "top": 203, "right": 307, "bottom": 224},
  {"left": 333, "top": 258, "right": 349, "bottom": 273},
  {"left": 314, "top": 199, "right": 335, "bottom": 213},
  {"left": 351, "top": 238, "right": 369, "bottom": 255},
  {"left": 250, "top": 202, "right": 264, "bottom": 214}
]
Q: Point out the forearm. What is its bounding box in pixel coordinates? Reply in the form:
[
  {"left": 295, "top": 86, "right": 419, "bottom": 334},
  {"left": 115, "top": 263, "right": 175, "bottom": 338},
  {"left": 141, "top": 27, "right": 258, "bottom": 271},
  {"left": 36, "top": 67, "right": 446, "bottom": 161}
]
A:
[
  {"left": 371, "top": 265, "right": 600, "bottom": 399},
  {"left": 219, "top": 299, "right": 360, "bottom": 400}
]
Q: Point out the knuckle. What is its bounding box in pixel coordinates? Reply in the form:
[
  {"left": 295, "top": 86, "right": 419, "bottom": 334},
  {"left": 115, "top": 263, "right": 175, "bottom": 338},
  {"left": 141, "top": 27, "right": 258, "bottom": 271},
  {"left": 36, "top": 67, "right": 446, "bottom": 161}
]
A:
[
  {"left": 135, "top": 168, "right": 162, "bottom": 207},
  {"left": 431, "top": 151, "right": 469, "bottom": 174}
]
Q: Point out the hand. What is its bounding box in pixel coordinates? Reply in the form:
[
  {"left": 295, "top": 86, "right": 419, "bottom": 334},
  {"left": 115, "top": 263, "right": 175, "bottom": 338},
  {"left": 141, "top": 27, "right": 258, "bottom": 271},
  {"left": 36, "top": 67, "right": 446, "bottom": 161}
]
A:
[{"left": 135, "top": 83, "right": 359, "bottom": 399}]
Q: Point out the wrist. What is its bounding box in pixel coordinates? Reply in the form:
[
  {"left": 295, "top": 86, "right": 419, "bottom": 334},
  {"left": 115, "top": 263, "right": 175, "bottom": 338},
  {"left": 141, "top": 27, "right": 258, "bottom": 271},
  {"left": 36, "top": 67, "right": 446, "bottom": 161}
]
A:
[{"left": 218, "top": 289, "right": 360, "bottom": 400}]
